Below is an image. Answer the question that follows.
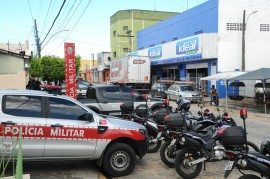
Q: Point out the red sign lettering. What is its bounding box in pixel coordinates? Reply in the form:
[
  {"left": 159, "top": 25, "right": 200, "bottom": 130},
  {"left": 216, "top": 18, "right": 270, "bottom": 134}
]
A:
[{"left": 64, "top": 43, "right": 77, "bottom": 99}]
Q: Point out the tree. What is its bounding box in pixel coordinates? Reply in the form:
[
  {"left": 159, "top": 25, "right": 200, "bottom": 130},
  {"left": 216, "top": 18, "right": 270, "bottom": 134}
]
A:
[
  {"left": 29, "top": 55, "right": 40, "bottom": 77},
  {"left": 29, "top": 55, "right": 81, "bottom": 85}
]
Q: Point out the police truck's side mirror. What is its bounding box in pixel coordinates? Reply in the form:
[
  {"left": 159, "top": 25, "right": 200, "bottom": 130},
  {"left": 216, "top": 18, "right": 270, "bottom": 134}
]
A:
[
  {"left": 240, "top": 108, "right": 247, "bottom": 119},
  {"left": 86, "top": 112, "right": 94, "bottom": 122}
]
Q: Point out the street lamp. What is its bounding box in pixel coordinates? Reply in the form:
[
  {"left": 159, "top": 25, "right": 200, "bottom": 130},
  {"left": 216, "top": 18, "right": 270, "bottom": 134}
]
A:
[
  {"left": 39, "top": 29, "right": 69, "bottom": 57},
  {"left": 241, "top": 10, "right": 257, "bottom": 71}
]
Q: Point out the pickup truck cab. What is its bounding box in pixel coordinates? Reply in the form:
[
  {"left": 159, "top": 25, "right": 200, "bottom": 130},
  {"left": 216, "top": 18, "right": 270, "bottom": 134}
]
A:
[
  {"left": 0, "top": 90, "right": 148, "bottom": 177},
  {"left": 79, "top": 85, "right": 164, "bottom": 116}
]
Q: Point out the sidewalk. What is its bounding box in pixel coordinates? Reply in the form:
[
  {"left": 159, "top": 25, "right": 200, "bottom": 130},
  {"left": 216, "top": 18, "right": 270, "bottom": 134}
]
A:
[{"left": 197, "top": 96, "right": 270, "bottom": 119}]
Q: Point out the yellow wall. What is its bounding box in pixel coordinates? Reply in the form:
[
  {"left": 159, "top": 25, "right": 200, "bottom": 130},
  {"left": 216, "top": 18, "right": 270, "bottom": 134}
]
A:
[{"left": 80, "top": 59, "right": 97, "bottom": 71}]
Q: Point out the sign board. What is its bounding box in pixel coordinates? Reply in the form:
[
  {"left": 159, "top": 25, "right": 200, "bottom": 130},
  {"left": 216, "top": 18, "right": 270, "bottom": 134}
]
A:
[{"left": 64, "top": 43, "right": 77, "bottom": 99}]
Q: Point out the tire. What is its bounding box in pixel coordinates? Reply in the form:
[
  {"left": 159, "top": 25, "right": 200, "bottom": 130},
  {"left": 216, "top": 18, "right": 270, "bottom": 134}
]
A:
[
  {"left": 102, "top": 143, "right": 136, "bottom": 177},
  {"left": 174, "top": 147, "right": 203, "bottom": 179},
  {"left": 148, "top": 136, "right": 162, "bottom": 153},
  {"left": 238, "top": 174, "right": 261, "bottom": 179},
  {"left": 160, "top": 140, "right": 177, "bottom": 168}
]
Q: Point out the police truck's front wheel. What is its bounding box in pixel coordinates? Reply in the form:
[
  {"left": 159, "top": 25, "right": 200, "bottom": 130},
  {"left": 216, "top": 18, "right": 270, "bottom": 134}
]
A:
[{"left": 102, "top": 143, "right": 136, "bottom": 177}]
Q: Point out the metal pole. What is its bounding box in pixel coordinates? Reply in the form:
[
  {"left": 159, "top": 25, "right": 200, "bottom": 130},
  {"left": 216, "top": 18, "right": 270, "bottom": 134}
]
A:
[
  {"left": 34, "top": 19, "right": 41, "bottom": 58},
  {"left": 241, "top": 10, "right": 246, "bottom": 71}
]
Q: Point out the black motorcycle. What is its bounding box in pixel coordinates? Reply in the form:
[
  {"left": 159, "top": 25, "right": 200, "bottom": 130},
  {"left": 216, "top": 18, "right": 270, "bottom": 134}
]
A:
[
  {"left": 173, "top": 110, "right": 259, "bottom": 179},
  {"left": 223, "top": 108, "right": 270, "bottom": 179},
  {"left": 159, "top": 107, "right": 237, "bottom": 168}
]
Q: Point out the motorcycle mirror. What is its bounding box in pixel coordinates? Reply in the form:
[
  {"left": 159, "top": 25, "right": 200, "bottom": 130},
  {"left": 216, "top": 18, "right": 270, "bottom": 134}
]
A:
[{"left": 240, "top": 108, "right": 247, "bottom": 119}]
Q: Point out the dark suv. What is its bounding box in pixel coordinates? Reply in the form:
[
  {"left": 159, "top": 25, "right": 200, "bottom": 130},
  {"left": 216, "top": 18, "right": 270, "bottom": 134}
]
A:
[{"left": 150, "top": 80, "right": 174, "bottom": 99}]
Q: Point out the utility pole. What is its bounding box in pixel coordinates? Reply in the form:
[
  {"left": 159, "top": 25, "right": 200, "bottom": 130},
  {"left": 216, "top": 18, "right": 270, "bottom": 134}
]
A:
[
  {"left": 34, "top": 19, "right": 41, "bottom": 58},
  {"left": 241, "top": 10, "right": 246, "bottom": 71},
  {"left": 241, "top": 10, "right": 257, "bottom": 72}
]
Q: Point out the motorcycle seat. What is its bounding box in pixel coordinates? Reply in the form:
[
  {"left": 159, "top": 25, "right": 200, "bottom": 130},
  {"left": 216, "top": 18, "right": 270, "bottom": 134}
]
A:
[{"left": 187, "top": 130, "right": 213, "bottom": 141}]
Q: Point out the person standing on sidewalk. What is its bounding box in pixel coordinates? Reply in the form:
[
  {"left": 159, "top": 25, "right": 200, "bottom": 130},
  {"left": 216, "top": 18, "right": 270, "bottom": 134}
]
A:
[{"left": 211, "top": 85, "right": 218, "bottom": 105}]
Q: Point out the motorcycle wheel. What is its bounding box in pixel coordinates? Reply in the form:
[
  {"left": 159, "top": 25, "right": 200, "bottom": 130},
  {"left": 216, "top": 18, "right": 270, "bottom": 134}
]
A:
[
  {"left": 148, "top": 135, "right": 162, "bottom": 153},
  {"left": 174, "top": 147, "right": 202, "bottom": 179},
  {"left": 160, "top": 140, "right": 177, "bottom": 168},
  {"left": 238, "top": 174, "right": 261, "bottom": 179}
]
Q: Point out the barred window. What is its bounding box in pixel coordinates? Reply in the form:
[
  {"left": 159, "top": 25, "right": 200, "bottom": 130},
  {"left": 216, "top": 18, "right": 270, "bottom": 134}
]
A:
[
  {"left": 226, "top": 23, "right": 243, "bottom": 31},
  {"left": 260, "top": 24, "right": 270, "bottom": 31}
]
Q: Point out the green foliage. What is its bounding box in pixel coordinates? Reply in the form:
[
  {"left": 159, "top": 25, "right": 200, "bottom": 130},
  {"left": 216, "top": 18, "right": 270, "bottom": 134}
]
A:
[
  {"left": 29, "top": 55, "right": 40, "bottom": 77},
  {"left": 29, "top": 55, "right": 81, "bottom": 83},
  {"left": 75, "top": 55, "right": 81, "bottom": 76}
]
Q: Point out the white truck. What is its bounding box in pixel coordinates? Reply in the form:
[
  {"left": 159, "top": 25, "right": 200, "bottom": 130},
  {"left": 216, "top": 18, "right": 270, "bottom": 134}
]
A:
[{"left": 110, "top": 56, "right": 151, "bottom": 93}]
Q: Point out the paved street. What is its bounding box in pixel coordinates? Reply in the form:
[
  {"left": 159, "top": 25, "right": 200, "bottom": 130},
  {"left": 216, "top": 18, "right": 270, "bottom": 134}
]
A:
[{"left": 3, "top": 102, "right": 269, "bottom": 179}]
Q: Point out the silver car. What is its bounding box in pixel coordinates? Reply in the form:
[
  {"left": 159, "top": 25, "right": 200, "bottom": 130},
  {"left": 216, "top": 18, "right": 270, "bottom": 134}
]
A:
[{"left": 167, "top": 84, "right": 199, "bottom": 102}]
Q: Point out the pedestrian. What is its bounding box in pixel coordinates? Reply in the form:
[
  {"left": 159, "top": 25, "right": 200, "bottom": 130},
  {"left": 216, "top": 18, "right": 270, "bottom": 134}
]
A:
[{"left": 211, "top": 85, "right": 218, "bottom": 105}]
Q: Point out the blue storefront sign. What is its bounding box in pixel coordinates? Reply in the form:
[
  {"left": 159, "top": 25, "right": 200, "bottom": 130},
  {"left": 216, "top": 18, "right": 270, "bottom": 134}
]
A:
[
  {"left": 176, "top": 37, "right": 198, "bottom": 55},
  {"left": 148, "top": 46, "right": 162, "bottom": 59}
]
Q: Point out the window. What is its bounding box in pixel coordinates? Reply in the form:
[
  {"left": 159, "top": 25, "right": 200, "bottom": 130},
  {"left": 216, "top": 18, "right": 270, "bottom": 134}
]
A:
[
  {"left": 113, "top": 51, "right": 116, "bottom": 58},
  {"left": 49, "top": 97, "right": 87, "bottom": 120},
  {"left": 123, "top": 48, "right": 129, "bottom": 52},
  {"left": 122, "top": 87, "right": 133, "bottom": 100},
  {"left": 113, "top": 31, "right": 116, "bottom": 37},
  {"left": 180, "top": 85, "right": 194, "bottom": 91},
  {"left": 123, "top": 26, "right": 128, "bottom": 31},
  {"left": 226, "top": 23, "right": 243, "bottom": 31},
  {"left": 260, "top": 24, "right": 270, "bottom": 31},
  {"left": 3, "top": 95, "right": 42, "bottom": 117},
  {"left": 100, "top": 87, "right": 121, "bottom": 99}
]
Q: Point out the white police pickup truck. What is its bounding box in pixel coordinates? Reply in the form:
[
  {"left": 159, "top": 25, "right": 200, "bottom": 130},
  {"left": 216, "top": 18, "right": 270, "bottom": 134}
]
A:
[{"left": 0, "top": 90, "right": 148, "bottom": 177}]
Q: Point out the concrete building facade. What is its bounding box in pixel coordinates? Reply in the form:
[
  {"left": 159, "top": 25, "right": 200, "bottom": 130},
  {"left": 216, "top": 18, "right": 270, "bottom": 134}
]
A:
[
  {"left": 134, "top": 0, "right": 270, "bottom": 98},
  {"left": 110, "top": 9, "right": 178, "bottom": 60}
]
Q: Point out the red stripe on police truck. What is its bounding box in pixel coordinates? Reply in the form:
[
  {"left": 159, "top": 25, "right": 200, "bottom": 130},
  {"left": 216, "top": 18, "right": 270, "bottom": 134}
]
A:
[{"left": 0, "top": 125, "right": 145, "bottom": 141}]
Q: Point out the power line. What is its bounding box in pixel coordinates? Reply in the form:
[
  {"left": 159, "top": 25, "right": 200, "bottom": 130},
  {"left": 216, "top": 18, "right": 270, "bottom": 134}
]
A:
[
  {"left": 48, "top": 0, "right": 79, "bottom": 45},
  {"left": 27, "top": 0, "right": 34, "bottom": 21},
  {"left": 41, "top": 0, "right": 53, "bottom": 32},
  {"left": 55, "top": 0, "right": 91, "bottom": 50},
  {"left": 40, "top": 0, "right": 66, "bottom": 45}
]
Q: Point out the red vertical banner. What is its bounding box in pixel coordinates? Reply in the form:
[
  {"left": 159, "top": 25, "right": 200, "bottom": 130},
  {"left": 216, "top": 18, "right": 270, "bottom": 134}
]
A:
[{"left": 64, "top": 43, "right": 77, "bottom": 99}]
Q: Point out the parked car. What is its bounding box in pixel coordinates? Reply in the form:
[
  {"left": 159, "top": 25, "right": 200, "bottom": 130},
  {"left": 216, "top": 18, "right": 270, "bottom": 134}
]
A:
[
  {"left": 167, "top": 83, "right": 199, "bottom": 102},
  {"left": 0, "top": 89, "right": 148, "bottom": 177},
  {"left": 79, "top": 84, "right": 164, "bottom": 116},
  {"left": 150, "top": 80, "right": 175, "bottom": 99}
]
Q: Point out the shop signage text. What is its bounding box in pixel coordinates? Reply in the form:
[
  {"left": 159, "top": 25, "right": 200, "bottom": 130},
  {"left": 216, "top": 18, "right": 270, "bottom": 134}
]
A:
[
  {"left": 176, "top": 37, "right": 198, "bottom": 55},
  {"left": 148, "top": 46, "right": 162, "bottom": 59}
]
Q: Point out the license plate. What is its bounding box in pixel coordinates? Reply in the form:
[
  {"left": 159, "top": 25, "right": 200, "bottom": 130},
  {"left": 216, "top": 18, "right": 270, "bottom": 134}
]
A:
[{"left": 225, "top": 161, "right": 234, "bottom": 171}]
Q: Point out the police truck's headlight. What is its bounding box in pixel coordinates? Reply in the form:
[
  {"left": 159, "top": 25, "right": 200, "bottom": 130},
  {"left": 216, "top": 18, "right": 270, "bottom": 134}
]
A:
[{"left": 139, "top": 129, "right": 147, "bottom": 136}]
